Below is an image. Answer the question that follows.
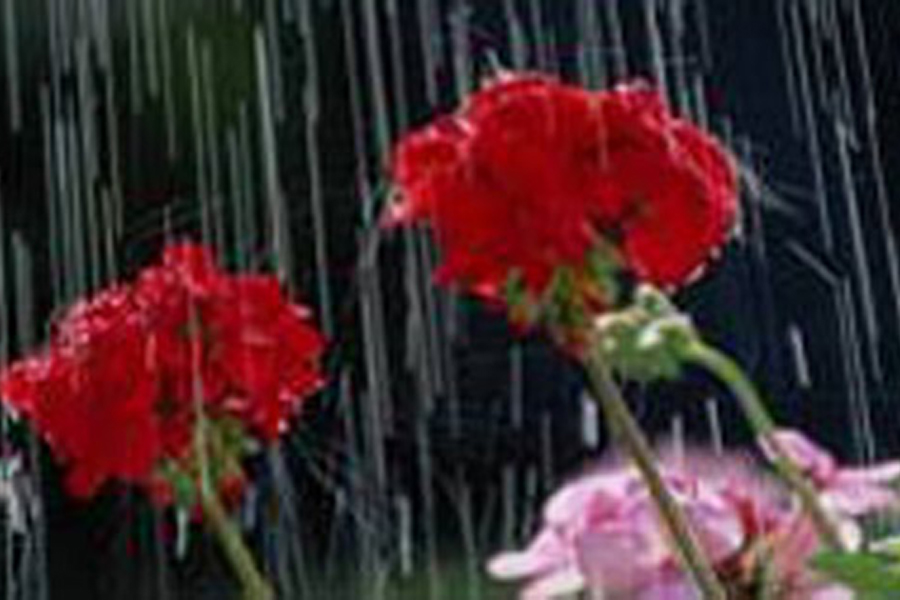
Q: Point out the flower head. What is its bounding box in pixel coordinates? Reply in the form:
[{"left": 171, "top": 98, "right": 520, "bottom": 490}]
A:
[
  {"left": 0, "top": 242, "right": 325, "bottom": 503},
  {"left": 388, "top": 73, "right": 737, "bottom": 306},
  {"left": 488, "top": 452, "right": 777, "bottom": 598},
  {"left": 487, "top": 445, "right": 883, "bottom": 599}
]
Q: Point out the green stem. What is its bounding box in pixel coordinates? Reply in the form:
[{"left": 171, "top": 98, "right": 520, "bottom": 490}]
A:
[
  {"left": 685, "top": 342, "right": 845, "bottom": 551},
  {"left": 192, "top": 390, "right": 273, "bottom": 599},
  {"left": 583, "top": 348, "right": 728, "bottom": 600},
  {"left": 200, "top": 487, "right": 275, "bottom": 600}
]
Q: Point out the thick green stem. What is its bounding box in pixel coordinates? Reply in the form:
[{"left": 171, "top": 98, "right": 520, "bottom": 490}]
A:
[
  {"left": 685, "top": 342, "right": 845, "bottom": 551},
  {"left": 200, "top": 488, "right": 275, "bottom": 600},
  {"left": 583, "top": 348, "right": 728, "bottom": 600}
]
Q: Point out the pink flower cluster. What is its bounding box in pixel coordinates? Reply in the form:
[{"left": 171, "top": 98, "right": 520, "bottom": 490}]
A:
[{"left": 489, "top": 431, "right": 899, "bottom": 599}]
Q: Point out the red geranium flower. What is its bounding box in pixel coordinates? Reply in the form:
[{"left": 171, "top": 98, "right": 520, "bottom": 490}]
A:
[
  {"left": 204, "top": 274, "right": 326, "bottom": 439},
  {"left": 387, "top": 73, "right": 737, "bottom": 300},
  {"left": 0, "top": 243, "right": 325, "bottom": 502},
  {"left": 2, "top": 287, "right": 163, "bottom": 497}
]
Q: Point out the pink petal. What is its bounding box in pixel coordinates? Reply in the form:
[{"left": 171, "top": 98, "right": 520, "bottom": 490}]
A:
[
  {"left": 771, "top": 516, "right": 821, "bottom": 579},
  {"left": 802, "top": 586, "right": 855, "bottom": 600},
  {"left": 635, "top": 574, "right": 698, "bottom": 600},
  {"left": 520, "top": 567, "right": 586, "bottom": 600},
  {"left": 764, "top": 430, "right": 837, "bottom": 483},
  {"left": 575, "top": 515, "right": 668, "bottom": 592},
  {"left": 684, "top": 498, "right": 745, "bottom": 562},
  {"left": 823, "top": 484, "right": 898, "bottom": 516},
  {"left": 488, "top": 530, "right": 570, "bottom": 580},
  {"left": 836, "top": 462, "right": 900, "bottom": 485},
  {"left": 543, "top": 470, "right": 632, "bottom": 527}
]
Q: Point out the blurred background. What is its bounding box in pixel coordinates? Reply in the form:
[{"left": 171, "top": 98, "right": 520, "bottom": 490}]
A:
[{"left": 1, "top": 0, "right": 900, "bottom": 598}]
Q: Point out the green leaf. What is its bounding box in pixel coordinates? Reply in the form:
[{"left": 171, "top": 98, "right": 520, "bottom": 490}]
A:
[{"left": 811, "top": 551, "right": 900, "bottom": 597}]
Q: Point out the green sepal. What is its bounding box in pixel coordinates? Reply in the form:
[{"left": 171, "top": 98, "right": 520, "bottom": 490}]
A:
[
  {"left": 585, "top": 243, "right": 622, "bottom": 305},
  {"left": 160, "top": 460, "right": 198, "bottom": 509}
]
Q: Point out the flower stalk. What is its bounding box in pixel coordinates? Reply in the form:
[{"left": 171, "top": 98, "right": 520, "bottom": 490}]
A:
[
  {"left": 200, "top": 485, "right": 274, "bottom": 600},
  {"left": 582, "top": 343, "right": 728, "bottom": 600},
  {"left": 194, "top": 389, "right": 273, "bottom": 600},
  {"left": 684, "top": 341, "right": 845, "bottom": 551}
]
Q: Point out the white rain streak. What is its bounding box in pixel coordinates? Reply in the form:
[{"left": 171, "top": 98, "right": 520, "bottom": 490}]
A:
[
  {"left": 2, "top": 0, "right": 21, "bottom": 132},
  {"left": 776, "top": 0, "right": 803, "bottom": 135},
  {"left": 705, "top": 398, "right": 724, "bottom": 455},
  {"left": 346, "top": 0, "right": 398, "bottom": 589},
  {"left": 394, "top": 493, "right": 413, "bottom": 577},
  {"left": 187, "top": 28, "right": 212, "bottom": 247},
  {"left": 254, "top": 27, "right": 294, "bottom": 284},
  {"left": 158, "top": 0, "right": 178, "bottom": 159},
  {"left": 502, "top": 0, "right": 529, "bottom": 70},
  {"left": 337, "top": 1, "right": 395, "bottom": 594},
  {"left": 201, "top": 41, "right": 227, "bottom": 258},
  {"left": 581, "top": 391, "right": 600, "bottom": 449},
  {"left": 644, "top": 0, "right": 671, "bottom": 105},
  {"left": 384, "top": 0, "right": 410, "bottom": 130},
  {"left": 414, "top": 397, "right": 442, "bottom": 600},
  {"left": 74, "top": 24, "right": 103, "bottom": 290},
  {"left": 299, "top": 0, "right": 335, "bottom": 337},
  {"left": 339, "top": 0, "right": 373, "bottom": 223},
  {"left": 266, "top": 446, "right": 314, "bottom": 600},
  {"left": 500, "top": 464, "right": 517, "bottom": 549},
  {"left": 603, "top": 0, "right": 628, "bottom": 79},
  {"left": 836, "top": 280, "right": 877, "bottom": 465},
  {"left": 797, "top": 0, "right": 886, "bottom": 385},
  {"left": 449, "top": 5, "right": 473, "bottom": 101},
  {"left": 834, "top": 119, "right": 883, "bottom": 380},
  {"left": 847, "top": 0, "right": 900, "bottom": 379},
  {"left": 263, "top": 0, "right": 285, "bottom": 123},
  {"left": 539, "top": 412, "right": 554, "bottom": 492},
  {"left": 140, "top": 0, "right": 160, "bottom": 98},
  {"left": 11, "top": 236, "right": 49, "bottom": 600},
  {"left": 664, "top": 0, "right": 691, "bottom": 116},
  {"left": 126, "top": 0, "right": 144, "bottom": 115},
  {"left": 788, "top": 0, "right": 835, "bottom": 251},
  {"left": 359, "top": 0, "right": 391, "bottom": 162},
  {"left": 787, "top": 324, "right": 813, "bottom": 389},
  {"left": 575, "top": 0, "right": 605, "bottom": 87},
  {"left": 236, "top": 102, "right": 259, "bottom": 268},
  {"left": 526, "top": 0, "right": 549, "bottom": 72},
  {"left": 417, "top": 0, "right": 443, "bottom": 107},
  {"left": 509, "top": 343, "right": 524, "bottom": 429},
  {"left": 670, "top": 414, "right": 685, "bottom": 466}
]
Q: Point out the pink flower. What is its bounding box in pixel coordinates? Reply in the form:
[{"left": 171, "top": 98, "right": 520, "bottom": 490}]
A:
[
  {"left": 488, "top": 453, "right": 782, "bottom": 599},
  {"left": 764, "top": 430, "right": 900, "bottom": 517},
  {"left": 487, "top": 441, "right": 889, "bottom": 599}
]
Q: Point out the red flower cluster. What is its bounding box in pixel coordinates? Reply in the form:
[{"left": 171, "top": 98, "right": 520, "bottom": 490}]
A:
[
  {"left": 0, "top": 243, "right": 325, "bottom": 499},
  {"left": 388, "top": 73, "right": 737, "bottom": 298}
]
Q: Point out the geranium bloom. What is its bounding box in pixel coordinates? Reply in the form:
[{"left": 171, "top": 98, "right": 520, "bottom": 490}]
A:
[
  {"left": 487, "top": 444, "right": 895, "bottom": 599},
  {"left": 0, "top": 243, "right": 325, "bottom": 501},
  {"left": 387, "top": 73, "right": 737, "bottom": 302}
]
